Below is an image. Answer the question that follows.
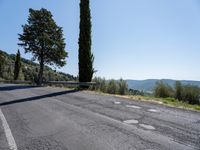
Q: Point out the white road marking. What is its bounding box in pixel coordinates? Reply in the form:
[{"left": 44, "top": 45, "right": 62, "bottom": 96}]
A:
[
  {"left": 0, "top": 108, "right": 18, "bottom": 150},
  {"left": 123, "top": 119, "right": 139, "bottom": 124},
  {"left": 148, "top": 109, "right": 159, "bottom": 113},
  {"left": 126, "top": 105, "right": 141, "bottom": 109},
  {"left": 139, "top": 124, "right": 155, "bottom": 130}
]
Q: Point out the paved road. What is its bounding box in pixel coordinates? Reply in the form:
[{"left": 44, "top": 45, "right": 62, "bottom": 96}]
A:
[{"left": 0, "top": 84, "right": 200, "bottom": 150}]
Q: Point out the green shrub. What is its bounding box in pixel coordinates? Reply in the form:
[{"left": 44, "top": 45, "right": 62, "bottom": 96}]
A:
[
  {"left": 107, "top": 79, "right": 119, "bottom": 94},
  {"left": 154, "top": 80, "right": 200, "bottom": 105},
  {"left": 175, "top": 81, "right": 183, "bottom": 100},
  {"left": 118, "top": 78, "right": 128, "bottom": 95},
  {"left": 154, "top": 81, "right": 174, "bottom": 98},
  {"left": 91, "top": 77, "right": 128, "bottom": 95},
  {"left": 181, "top": 85, "right": 200, "bottom": 104},
  {"left": 90, "top": 77, "right": 107, "bottom": 92}
]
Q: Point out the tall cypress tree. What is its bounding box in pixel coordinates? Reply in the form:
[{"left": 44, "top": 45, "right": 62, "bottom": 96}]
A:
[
  {"left": 14, "top": 50, "right": 21, "bottom": 80},
  {"left": 78, "top": 0, "right": 94, "bottom": 83},
  {"left": 0, "top": 51, "right": 5, "bottom": 77}
]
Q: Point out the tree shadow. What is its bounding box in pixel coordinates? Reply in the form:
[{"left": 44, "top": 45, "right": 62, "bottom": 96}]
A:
[
  {"left": 0, "top": 89, "right": 79, "bottom": 106},
  {"left": 0, "top": 85, "right": 38, "bottom": 91}
]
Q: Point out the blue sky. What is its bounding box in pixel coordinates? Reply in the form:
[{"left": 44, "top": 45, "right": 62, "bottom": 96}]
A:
[{"left": 0, "top": 0, "right": 200, "bottom": 80}]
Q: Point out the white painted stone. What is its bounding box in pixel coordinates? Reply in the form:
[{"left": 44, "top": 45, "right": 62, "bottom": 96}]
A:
[
  {"left": 126, "top": 105, "right": 141, "bottom": 109},
  {"left": 123, "top": 119, "right": 139, "bottom": 124},
  {"left": 139, "top": 124, "right": 155, "bottom": 130}
]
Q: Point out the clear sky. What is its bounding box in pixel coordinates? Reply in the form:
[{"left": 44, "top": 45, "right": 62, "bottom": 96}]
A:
[{"left": 0, "top": 0, "right": 200, "bottom": 80}]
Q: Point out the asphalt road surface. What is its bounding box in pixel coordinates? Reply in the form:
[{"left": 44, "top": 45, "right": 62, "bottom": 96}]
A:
[{"left": 0, "top": 84, "right": 200, "bottom": 150}]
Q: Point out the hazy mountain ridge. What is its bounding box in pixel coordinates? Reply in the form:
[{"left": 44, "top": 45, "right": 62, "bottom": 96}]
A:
[{"left": 127, "top": 79, "right": 200, "bottom": 92}]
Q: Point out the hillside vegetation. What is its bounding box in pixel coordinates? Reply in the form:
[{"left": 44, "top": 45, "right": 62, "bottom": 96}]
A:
[{"left": 0, "top": 50, "right": 76, "bottom": 82}]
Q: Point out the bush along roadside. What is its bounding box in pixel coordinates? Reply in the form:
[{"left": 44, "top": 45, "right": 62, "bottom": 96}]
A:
[
  {"left": 89, "top": 77, "right": 200, "bottom": 111},
  {"left": 154, "top": 81, "right": 200, "bottom": 105}
]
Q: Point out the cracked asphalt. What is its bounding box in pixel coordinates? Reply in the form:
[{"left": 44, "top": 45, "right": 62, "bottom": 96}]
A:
[{"left": 0, "top": 84, "right": 200, "bottom": 150}]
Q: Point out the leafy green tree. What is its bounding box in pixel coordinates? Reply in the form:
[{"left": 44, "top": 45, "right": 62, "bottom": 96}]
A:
[
  {"left": 14, "top": 50, "right": 21, "bottom": 80},
  {"left": 78, "top": 0, "right": 94, "bottom": 84},
  {"left": 175, "top": 81, "right": 182, "bottom": 100},
  {"left": 18, "top": 8, "right": 67, "bottom": 85}
]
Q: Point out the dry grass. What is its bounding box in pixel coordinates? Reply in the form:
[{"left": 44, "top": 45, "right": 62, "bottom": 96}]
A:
[{"left": 85, "top": 90, "right": 200, "bottom": 112}]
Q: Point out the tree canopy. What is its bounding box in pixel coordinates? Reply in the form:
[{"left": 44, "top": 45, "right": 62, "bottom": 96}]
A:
[{"left": 18, "top": 8, "right": 67, "bottom": 85}]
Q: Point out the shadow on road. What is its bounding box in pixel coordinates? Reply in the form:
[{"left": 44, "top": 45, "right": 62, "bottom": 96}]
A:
[
  {"left": 0, "top": 89, "right": 79, "bottom": 106},
  {"left": 0, "top": 85, "right": 38, "bottom": 91}
]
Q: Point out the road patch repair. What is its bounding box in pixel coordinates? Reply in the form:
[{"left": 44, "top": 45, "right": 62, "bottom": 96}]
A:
[
  {"left": 126, "top": 105, "right": 141, "bottom": 109},
  {"left": 139, "top": 124, "right": 155, "bottom": 130},
  {"left": 0, "top": 108, "right": 18, "bottom": 150},
  {"left": 113, "top": 101, "right": 121, "bottom": 105},
  {"left": 148, "top": 109, "right": 159, "bottom": 113},
  {"left": 123, "top": 119, "right": 155, "bottom": 130},
  {"left": 123, "top": 119, "right": 139, "bottom": 124}
]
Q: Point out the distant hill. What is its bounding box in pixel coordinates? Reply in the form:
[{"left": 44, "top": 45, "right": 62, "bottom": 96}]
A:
[
  {"left": 0, "top": 49, "right": 76, "bottom": 82},
  {"left": 127, "top": 79, "right": 200, "bottom": 92}
]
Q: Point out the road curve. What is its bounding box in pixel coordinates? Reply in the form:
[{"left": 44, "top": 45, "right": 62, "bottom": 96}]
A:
[{"left": 0, "top": 84, "right": 200, "bottom": 150}]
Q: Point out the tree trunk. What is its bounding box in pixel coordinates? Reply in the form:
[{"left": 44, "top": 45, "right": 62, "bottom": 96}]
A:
[{"left": 38, "top": 57, "right": 44, "bottom": 86}]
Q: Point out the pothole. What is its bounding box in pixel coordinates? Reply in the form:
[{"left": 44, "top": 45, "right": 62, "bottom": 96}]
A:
[
  {"left": 126, "top": 105, "right": 141, "bottom": 109},
  {"left": 123, "top": 119, "right": 139, "bottom": 124},
  {"left": 139, "top": 124, "right": 155, "bottom": 130}
]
